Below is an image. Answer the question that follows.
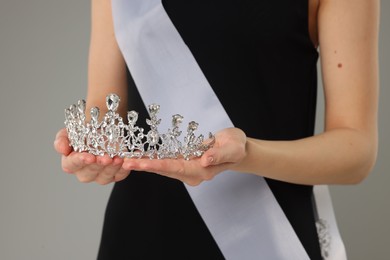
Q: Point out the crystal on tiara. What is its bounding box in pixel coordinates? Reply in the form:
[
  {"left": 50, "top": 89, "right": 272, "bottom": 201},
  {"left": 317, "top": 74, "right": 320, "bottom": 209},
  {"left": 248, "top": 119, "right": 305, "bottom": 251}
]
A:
[{"left": 64, "top": 93, "right": 215, "bottom": 160}]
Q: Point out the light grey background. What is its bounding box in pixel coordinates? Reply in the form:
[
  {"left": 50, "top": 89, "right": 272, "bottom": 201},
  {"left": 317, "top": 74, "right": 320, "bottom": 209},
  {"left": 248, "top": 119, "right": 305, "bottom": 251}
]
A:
[{"left": 0, "top": 1, "right": 388, "bottom": 259}]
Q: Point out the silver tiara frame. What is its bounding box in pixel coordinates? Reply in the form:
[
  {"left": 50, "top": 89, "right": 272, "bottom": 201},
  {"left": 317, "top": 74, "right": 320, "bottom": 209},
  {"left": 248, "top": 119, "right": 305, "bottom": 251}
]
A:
[{"left": 64, "top": 93, "right": 215, "bottom": 160}]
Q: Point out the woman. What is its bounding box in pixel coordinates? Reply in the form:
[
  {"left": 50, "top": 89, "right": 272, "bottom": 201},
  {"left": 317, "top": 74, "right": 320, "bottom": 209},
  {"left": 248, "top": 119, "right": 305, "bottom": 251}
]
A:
[{"left": 54, "top": 0, "right": 379, "bottom": 259}]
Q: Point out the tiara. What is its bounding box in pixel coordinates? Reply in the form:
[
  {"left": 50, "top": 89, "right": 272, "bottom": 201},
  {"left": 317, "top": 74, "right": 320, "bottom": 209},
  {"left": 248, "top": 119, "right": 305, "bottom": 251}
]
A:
[{"left": 64, "top": 93, "right": 215, "bottom": 160}]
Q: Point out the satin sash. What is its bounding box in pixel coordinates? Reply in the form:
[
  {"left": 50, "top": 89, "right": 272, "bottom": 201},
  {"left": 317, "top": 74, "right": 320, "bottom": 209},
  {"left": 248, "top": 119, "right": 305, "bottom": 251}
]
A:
[{"left": 111, "top": 1, "right": 346, "bottom": 259}]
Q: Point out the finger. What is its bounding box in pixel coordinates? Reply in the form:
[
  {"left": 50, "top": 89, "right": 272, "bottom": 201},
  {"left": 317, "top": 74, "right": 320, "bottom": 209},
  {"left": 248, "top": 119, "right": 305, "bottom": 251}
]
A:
[
  {"left": 74, "top": 161, "right": 105, "bottom": 183},
  {"left": 62, "top": 152, "right": 86, "bottom": 173},
  {"left": 200, "top": 143, "right": 244, "bottom": 167},
  {"left": 112, "top": 158, "right": 131, "bottom": 182},
  {"left": 94, "top": 155, "right": 115, "bottom": 184},
  {"left": 124, "top": 158, "right": 227, "bottom": 185},
  {"left": 62, "top": 152, "right": 95, "bottom": 173},
  {"left": 122, "top": 158, "right": 137, "bottom": 171},
  {"left": 112, "top": 156, "right": 124, "bottom": 166},
  {"left": 200, "top": 150, "right": 216, "bottom": 168},
  {"left": 114, "top": 168, "right": 131, "bottom": 182},
  {"left": 94, "top": 157, "right": 122, "bottom": 185},
  {"left": 55, "top": 128, "right": 68, "bottom": 140},
  {"left": 205, "top": 162, "right": 232, "bottom": 176},
  {"left": 94, "top": 173, "right": 115, "bottom": 185},
  {"left": 54, "top": 128, "right": 72, "bottom": 156},
  {"left": 164, "top": 159, "right": 221, "bottom": 185},
  {"left": 127, "top": 159, "right": 197, "bottom": 184},
  {"left": 96, "top": 154, "right": 114, "bottom": 166},
  {"left": 182, "top": 162, "right": 232, "bottom": 186},
  {"left": 123, "top": 158, "right": 178, "bottom": 177}
]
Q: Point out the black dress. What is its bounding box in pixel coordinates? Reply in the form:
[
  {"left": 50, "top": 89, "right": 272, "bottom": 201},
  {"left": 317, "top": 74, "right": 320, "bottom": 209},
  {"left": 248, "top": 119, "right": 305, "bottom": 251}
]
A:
[{"left": 98, "top": 0, "right": 322, "bottom": 259}]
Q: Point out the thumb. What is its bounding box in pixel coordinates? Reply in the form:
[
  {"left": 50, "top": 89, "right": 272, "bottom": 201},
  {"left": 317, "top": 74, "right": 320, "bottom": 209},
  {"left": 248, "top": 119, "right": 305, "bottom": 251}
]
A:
[
  {"left": 201, "top": 139, "right": 245, "bottom": 167},
  {"left": 200, "top": 146, "right": 231, "bottom": 167}
]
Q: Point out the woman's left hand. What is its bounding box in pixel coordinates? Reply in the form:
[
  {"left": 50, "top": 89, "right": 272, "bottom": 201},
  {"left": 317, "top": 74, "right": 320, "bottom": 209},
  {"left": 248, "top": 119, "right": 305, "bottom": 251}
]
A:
[{"left": 122, "top": 127, "right": 247, "bottom": 186}]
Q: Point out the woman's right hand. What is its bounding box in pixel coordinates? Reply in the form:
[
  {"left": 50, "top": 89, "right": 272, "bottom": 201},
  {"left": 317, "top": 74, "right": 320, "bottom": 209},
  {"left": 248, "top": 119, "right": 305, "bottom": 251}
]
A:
[{"left": 53, "top": 128, "right": 131, "bottom": 185}]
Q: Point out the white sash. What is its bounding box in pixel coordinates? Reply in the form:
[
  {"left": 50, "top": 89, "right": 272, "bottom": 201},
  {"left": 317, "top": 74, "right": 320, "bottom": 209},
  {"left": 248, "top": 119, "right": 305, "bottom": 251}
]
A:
[{"left": 111, "top": 1, "right": 346, "bottom": 259}]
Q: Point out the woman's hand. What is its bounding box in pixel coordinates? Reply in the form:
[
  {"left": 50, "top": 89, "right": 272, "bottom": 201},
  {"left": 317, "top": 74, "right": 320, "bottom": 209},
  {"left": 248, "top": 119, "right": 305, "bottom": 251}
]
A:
[
  {"left": 54, "top": 128, "right": 130, "bottom": 185},
  {"left": 122, "top": 127, "right": 247, "bottom": 186}
]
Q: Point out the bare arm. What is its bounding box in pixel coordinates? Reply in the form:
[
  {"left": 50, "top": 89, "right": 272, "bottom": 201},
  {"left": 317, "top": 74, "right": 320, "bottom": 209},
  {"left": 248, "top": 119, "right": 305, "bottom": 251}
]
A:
[
  {"left": 232, "top": 0, "right": 380, "bottom": 184},
  {"left": 86, "top": 0, "right": 127, "bottom": 118}
]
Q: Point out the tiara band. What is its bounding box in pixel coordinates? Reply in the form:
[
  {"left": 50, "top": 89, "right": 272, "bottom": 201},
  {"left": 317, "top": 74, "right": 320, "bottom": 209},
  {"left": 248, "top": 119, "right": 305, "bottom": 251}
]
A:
[{"left": 64, "top": 93, "right": 215, "bottom": 160}]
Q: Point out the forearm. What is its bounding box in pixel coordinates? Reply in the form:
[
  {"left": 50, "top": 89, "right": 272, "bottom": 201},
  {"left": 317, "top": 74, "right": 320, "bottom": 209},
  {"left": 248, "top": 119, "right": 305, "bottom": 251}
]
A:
[
  {"left": 86, "top": 0, "right": 127, "bottom": 119},
  {"left": 237, "top": 128, "right": 377, "bottom": 185}
]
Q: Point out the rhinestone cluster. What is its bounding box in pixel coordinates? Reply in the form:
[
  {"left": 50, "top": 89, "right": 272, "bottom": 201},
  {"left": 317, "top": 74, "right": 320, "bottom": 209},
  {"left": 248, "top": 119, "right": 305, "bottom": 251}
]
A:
[{"left": 64, "top": 93, "right": 215, "bottom": 160}]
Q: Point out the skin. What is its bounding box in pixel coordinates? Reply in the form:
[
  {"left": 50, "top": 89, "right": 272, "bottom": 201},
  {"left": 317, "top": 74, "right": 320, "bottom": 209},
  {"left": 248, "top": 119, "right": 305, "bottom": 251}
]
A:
[{"left": 54, "top": 0, "right": 380, "bottom": 186}]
